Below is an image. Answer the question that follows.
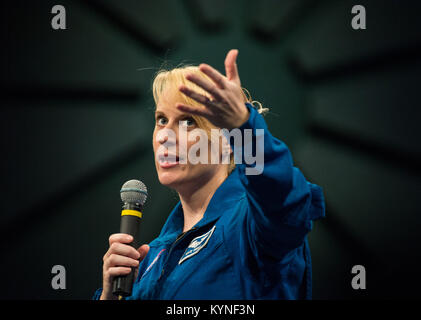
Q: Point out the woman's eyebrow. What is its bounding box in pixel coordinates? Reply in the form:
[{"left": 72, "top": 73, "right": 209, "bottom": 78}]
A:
[
  {"left": 155, "top": 110, "right": 165, "bottom": 117},
  {"left": 155, "top": 110, "right": 192, "bottom": 119}
]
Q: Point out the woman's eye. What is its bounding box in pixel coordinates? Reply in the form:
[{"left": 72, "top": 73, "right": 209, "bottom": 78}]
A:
[
  {"left": 156, "top": 117, "right": 167, "bottom": 126},
  {"left": 180, "top": 118, "right": 196, "bottom": 127}
]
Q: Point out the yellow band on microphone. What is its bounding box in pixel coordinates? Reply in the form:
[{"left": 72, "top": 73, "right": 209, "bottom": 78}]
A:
[{"left": 121, "top": 209, "right": 142, "bottom": 218}]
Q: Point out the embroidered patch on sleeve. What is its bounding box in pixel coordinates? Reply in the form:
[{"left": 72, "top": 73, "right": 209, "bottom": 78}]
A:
[{"left": 178, "top": 225, "right": 216, "bottom": 265}]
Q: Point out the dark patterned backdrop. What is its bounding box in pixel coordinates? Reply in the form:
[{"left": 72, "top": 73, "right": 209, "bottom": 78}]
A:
[{"left": 1, "top": 0, "right": 420, "bottom": 299}]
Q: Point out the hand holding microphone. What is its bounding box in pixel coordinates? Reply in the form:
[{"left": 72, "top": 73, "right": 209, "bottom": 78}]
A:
[{"left": 100, "top": 180, "right": 150, "bottom": 300}]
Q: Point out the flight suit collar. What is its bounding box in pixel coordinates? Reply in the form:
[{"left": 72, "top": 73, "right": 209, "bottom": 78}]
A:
[{"left": 156, "top": 167, "right": 245, "bottom": 244}]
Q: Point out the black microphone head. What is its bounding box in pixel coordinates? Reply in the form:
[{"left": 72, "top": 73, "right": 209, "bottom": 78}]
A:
[{"left": 120, "top": 179, "right": 148, "bottom": 206}]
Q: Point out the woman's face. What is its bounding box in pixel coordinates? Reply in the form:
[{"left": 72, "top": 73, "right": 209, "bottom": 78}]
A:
[{"left": 152, "top": 87, "right": 227, "bottom": 190}]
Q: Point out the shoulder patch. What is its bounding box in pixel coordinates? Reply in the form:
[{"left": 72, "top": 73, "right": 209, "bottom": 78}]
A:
[{"left": 178, "top": 225, "right": 216, "bottom": 265}]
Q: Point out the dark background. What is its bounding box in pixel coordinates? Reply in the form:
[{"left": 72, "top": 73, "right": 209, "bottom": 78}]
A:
[{"left": 1, "top": 0, "right": 420, "bottom": 299}]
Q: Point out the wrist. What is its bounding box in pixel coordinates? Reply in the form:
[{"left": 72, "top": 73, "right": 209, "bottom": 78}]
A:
[
  {"left": 232, "top": 104, "right": 250, "bottom": 129},
  {"left": 100, "top": 289, "right": 117, "bottom": 300}
]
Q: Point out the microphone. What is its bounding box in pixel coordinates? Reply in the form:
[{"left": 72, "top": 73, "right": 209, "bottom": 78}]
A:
[{"left": 112, "top": 179, "right": 148, "bottom": 300}]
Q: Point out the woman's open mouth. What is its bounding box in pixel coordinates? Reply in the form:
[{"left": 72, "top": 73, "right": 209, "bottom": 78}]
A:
[{"left": 158, "top": 154, "right": 180, "bottom": 169}]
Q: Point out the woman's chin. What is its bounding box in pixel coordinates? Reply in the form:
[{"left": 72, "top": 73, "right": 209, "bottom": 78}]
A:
[{"left": 158, "top": 171, "right": 183, "bottom": 188}]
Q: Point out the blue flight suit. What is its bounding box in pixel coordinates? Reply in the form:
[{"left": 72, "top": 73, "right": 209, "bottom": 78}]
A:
[{"left": 93, "top": 103, "right": 325, "bottom": 300}]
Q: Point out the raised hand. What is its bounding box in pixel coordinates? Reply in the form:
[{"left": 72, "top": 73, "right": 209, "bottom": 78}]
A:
[{"left": 176, "top": 49, "right": 250, "bottom": 130}]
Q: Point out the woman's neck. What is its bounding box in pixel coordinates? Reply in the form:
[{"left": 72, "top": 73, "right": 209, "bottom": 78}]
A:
[{"left": 177, "top": 170, "right": 228, "bottom": 232}]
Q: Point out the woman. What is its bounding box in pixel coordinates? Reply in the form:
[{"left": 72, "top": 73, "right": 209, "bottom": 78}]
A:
[{"left": 94, "top": 49, "right": 325, "bottom": 300}]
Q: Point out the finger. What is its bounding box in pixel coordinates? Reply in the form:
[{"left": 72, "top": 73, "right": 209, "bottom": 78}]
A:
[
  {"left": 176, "top": 103, "right": 211, "bottom": 118},
  {"left": 109, "top": 233, "right": 133, "bottom": 246},
  {"left": 106, "top": 242, "right": 141, "bottom": 261},
  {"left": 105, "top": 254, "right": 140, "bottom": 269},
  {"left": 104, "top": 235, "right": 138, "bottom": 262},
  {"left": 137, "top": 244, "right": 150, "bottom": 261},
  {"left": 179, "top": 85, "right": 217, "bottom": 109},
  {"left": 199, "top": 63, "right": 226, "bottom": 89},
  {"left": 184, "top": 74, "right": 223, "bottom": 101},
  {"left": 224, "top": 49, "right": 240, "bottom": 82},
  {"left": 107, "top": 266, "right": 132, "bottom": 277}
]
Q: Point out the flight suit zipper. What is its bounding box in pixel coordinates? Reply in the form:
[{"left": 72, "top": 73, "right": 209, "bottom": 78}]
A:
[{"left": 158, "top": 227, "right": 196, "bottom": 280}]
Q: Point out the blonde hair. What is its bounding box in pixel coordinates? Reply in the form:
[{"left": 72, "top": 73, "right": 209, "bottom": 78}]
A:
[{"left": 152, "top": 65, "right": 268, "bottom": 175}]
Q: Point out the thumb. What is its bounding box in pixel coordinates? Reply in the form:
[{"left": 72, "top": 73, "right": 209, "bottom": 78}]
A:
[
  {"left": 225, "top": 49, "right": 240, "bottom": 83},
  {"left": 137, "top": 244, "right": 150, "bottom": 261}
]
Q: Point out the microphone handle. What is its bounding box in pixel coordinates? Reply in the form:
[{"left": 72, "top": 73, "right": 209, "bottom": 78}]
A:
[{"left": 112, "top": 203, "right": 142, "bottom": 298}]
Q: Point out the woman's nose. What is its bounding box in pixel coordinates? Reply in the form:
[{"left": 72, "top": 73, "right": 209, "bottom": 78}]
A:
[
  {"left": 156, "top": 129, "right": 168, "bottom": 144},
  {"left": 156, "top": 127, "right": 177, "bottom": 145}
]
